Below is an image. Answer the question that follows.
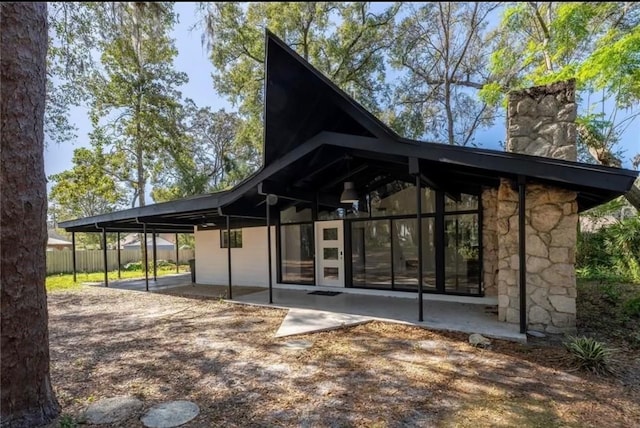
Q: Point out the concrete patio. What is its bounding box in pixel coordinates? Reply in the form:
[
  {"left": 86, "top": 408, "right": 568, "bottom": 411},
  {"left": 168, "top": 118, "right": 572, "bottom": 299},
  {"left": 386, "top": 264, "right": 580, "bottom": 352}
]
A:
[{"left": 87, "top": 275, "right": 526, "bottom": 343}]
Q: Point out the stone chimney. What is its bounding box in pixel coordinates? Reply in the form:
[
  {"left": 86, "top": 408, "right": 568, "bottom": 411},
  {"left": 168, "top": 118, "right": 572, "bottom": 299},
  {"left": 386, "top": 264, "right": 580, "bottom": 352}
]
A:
[
  {"left": 483, "top": 80, "right": 579, "bottom": 334},
  {"left": 507, "top": 79, "right": 577, "bottom": 160}
]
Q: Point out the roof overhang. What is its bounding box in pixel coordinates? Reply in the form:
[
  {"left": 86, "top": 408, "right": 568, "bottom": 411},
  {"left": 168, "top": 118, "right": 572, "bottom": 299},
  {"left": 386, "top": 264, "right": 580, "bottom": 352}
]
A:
[{"left": 59, "top": 31, "right": 638, "bottom": 234}]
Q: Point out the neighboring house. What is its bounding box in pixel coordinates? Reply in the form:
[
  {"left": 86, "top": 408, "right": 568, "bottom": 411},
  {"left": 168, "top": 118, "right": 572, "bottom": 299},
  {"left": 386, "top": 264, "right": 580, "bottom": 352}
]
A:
[
  {"left": 120, "top": 235, "right": 175, "bottom": 251},
  {"left": 47, "top": 237, "right": 73, "bottom": 251},
  {"left": 47, "top": 229, "right": 73, "bottom": 251},
  {"left": 60, "top": 31, "right": 638, "bottom": 335}
]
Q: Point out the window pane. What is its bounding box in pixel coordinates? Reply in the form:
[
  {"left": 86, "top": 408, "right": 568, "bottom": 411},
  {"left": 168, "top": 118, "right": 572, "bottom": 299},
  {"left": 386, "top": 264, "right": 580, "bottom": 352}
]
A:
[
  {"left": 324, "top": 267, "right": 339, "bottom": 280},
  {"left": 392, "top": 219, "right": 418, "bottom": 289},
  {"left": 445, "top": 193, "right": 479, "bottom": 212},
  {"left": 221, "top": 231, "right": 228, "bottom": 248},
  {"left": 280, "top": 224, "right": 314, "bottom": 284},
  {"left": 323, "top": 228, "right": 338, "bottom": 241},
  {"left": 368, "top": 180, "right": 436, "bottom": 217},
  {"left": 421, "top": 218, "right": 437, "bottom": 291},
  {"left": 444, "top": 214, "right": 480, "bottom": 293},
  {"left": 280, "top": 205, "right": 312, "bottom": 224},
  {"left": 323, "top": 248, "right": 338, "bottom": 260},
  {"left": 351, "top": 220, "right": 392, "bottom": 288}
]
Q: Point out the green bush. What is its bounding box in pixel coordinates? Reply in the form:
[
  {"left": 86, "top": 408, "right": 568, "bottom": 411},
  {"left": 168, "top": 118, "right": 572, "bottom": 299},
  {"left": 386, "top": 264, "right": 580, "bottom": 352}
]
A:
[
  {"left": 578, "top": 216, "right": 640, "bottom": 283},
  {"left": 624, "top": 296, "right": 640, "bottom": 318},
  {"left": 564, "top": 336, "right": 615, "bottom": 375},
  {"left": 123, "top": 261, "right": 142, "bottom": 271}
]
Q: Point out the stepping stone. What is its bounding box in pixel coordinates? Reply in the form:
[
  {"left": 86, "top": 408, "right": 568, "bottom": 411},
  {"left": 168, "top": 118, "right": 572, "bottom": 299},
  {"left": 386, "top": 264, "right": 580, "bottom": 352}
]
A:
[
  {"left": 282, "top": 339, "right": 313, "bottom": 350},
  {"left": 83, "top": 396, "right": 143, "bottom": 424},
  {"left": 275, "top": 308, "right": 372, "bottom": 338},
  {"left": 141, "top": 401, "right": 199, "bottom": 428}
]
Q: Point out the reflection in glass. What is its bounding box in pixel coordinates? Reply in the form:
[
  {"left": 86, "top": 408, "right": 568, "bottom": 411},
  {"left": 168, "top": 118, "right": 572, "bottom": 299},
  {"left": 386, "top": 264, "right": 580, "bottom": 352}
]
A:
[
  {"left": 392, "top": 219, "right": 418, "bottom": 289},
  {"left": 280, "top": 223, "right": 314, "bottom": 284},
  {"left": 280, "top": 205, "right": 312, "bottom": 223},
  {"left": 444, "top": 214, "right": 480, "bottom": 293},
  {"left": 351, "top": 220, "right": 392, "bottom": 288},
  {"left": 369, "top": 180, "right": 436, "bottom": 217},
  {"left": 323, "top": 247, "right": 338, "bottom": 260},
  {"left": 445, "top": 193, "right": 479, "bottom": 212},
  {"left": 421, "top": 218, "right": 437, "bottom": 291},
  {"left": 324, "top": 267, "right": 339, "bottom": 280},
  {"left": 323, "top": 228, "right": 338, "bottom": 241}
]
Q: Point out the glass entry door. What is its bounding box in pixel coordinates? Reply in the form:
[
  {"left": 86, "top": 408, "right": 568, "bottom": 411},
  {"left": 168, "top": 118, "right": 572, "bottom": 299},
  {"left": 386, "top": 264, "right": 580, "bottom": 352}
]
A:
[{"left": 315, "top": 220, "right": 344, "bottom": 287}]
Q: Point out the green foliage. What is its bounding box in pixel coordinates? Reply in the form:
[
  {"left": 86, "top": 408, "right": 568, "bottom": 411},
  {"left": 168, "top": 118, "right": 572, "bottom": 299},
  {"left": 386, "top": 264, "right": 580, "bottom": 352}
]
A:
[
  {"left": 199, "top": 2, "right": 400, "bottom": 171},
  {"left": 390, "top": 2, "right": 500, "bottom": 145},
  {"left": 58, "top": 414, "right": 78, "bottom": 428},
  {"left": 624, "top": 295, "right": 640, "bottom": 317},
  {"left": 49, "top": 146, "right": 127, "bottom": 220},
  {"left": 564, "top": 336, "right": 615, "bottom": 375},
  {"left": 577, "top": 215, "right": 640, "bottom": 283},
  {"left": 490, "top": 2, "right": 640, "bottom": 166},
  {"left": 123, "top": 261, "right": 142, "bottom": 271}
]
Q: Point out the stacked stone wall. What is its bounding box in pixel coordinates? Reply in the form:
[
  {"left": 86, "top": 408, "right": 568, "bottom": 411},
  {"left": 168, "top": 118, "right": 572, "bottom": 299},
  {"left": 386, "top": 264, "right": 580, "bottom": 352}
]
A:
[
  {"left": 496, "top": 180, "right": 578, "bottom": 333},
  {"left": 487, "top": 79, "right": 579, "bottom": 333},
  {"left": 481, "top": 188, "right": 498, "bottom": 297}
]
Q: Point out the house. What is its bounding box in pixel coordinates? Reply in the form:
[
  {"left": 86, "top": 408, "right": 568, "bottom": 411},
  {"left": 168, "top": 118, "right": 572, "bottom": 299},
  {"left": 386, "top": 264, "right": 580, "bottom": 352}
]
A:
[
  {"left": 120, "top": 234, "right": 175, "bottom": 251},
  {"left": 59, "top": 31, "right": 638, "bottom": 335},
  {"left": 47, "top": 229, "right": 73, "bottom": 251}
]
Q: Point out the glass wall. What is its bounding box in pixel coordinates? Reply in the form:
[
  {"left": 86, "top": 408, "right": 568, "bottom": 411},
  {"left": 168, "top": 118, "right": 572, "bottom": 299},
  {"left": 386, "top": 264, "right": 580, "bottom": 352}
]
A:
[
  {"left": 280, "top": 223, "right": 314, "bottom": 284},
  {"left": 421, "top": 217, "right": 437, "bottom": 291},
  {"left": 351, "top": 220, "right": 392, "bottom": 288},
  {"left": 444, "top": 213, "right": 480, "bottom": 293},
  {"left": 369, "top": 180, "right": 436, "bottom": 216}
]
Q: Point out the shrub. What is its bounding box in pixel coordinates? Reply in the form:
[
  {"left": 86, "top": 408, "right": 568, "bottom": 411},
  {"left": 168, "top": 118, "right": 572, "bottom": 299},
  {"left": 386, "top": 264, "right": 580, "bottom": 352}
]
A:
[
  {"left": 123, "top": 261, "right": 142, "bottom": 271},
  {"left": 623, "top": 295, "right": 640, "bottom": 318},
  {"left": 578, "top": 216, "right": 640, "bottom": 284},
  {"left": 564, "top": 336, "right": 615, "bottom": 375}
]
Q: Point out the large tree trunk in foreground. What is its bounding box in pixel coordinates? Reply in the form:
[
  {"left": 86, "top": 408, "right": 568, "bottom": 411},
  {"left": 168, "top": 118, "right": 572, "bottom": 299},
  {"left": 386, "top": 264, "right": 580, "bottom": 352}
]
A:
[{"left": 1, "top": 3, "right": 60, "bottom": 426}]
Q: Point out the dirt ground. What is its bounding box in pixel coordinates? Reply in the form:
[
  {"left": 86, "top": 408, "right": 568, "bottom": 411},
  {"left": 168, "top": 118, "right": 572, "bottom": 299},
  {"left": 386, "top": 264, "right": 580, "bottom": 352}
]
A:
[{"left": 47, "top": 286, "right": 640, "bottom": 427}]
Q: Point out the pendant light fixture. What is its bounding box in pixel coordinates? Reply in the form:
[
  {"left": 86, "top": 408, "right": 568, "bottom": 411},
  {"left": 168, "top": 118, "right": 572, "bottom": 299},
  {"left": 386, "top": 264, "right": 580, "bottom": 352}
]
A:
[{"left": 340, "top": 156, "right": 358, "bottom": 203}]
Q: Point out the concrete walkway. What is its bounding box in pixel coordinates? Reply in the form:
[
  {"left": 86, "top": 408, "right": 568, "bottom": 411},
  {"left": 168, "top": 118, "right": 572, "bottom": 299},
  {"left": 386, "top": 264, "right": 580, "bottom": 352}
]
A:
[
  {"left": 234, "top": 289, "right": 526, "bottom": 343},
  {"left": 88, "top": 275, "right": 526, "bottom": 343}
]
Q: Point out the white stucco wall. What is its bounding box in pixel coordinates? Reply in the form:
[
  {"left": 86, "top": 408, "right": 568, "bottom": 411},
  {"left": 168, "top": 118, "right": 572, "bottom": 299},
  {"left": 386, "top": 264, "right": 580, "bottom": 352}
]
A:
[{"left": 194, "top": 226, "right": 276, "bottom": 286}]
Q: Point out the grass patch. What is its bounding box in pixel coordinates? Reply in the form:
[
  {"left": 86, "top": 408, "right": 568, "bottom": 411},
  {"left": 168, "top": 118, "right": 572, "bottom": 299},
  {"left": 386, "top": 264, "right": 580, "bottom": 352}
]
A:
[{"left": 46, "top": 265, "right": 189, "bottom": 292}]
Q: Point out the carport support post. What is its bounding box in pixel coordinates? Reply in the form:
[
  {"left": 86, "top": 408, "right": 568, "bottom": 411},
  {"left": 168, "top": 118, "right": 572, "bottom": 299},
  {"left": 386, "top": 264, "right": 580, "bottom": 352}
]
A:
[
  {"left": 152, "top": 231, "right": 157, "bottom": 281},
  {"left": 416, "top": 173, "right": 424, "bottom": 322},
  {"left": 102, "top": 228, "right": 108, "bottom": 287},
  {"left": 143, "top": 224, "right": 149, "bottom": 291},
  {"left": 227, "top": 216, "right": 233, "bottom": 299},
  {"left": 117, "top": 231, "right": 121, "bottom": 279},
  {"left": 71, "top": 232, "right": 77, "bottom": 283},
  {"left": 518, "top": 176, "right": 527, "bottom": 334},
  {"left": 175, "top": 232, "right": 179, "bottom": 274},
  {"left": 267, "top": 198, "right": 273, "bottom": 304}
]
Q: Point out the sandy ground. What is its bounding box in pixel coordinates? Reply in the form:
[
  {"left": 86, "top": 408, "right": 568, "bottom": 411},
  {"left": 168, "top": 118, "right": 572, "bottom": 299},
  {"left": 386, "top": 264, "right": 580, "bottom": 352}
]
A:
[{"left": 46, "top": 286, "right": 640, "bottom": 427}]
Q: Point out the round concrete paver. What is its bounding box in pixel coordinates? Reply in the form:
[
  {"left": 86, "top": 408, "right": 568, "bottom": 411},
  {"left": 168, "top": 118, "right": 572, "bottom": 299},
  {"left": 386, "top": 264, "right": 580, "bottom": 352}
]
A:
[
  {"left": 140, "top": 401, "right": 200, "bottom": 428},
  {"left": 282, "top": 340, "right": 313, "bottom": 350},
  {"left": 84, "top": 396, "right": 143, "bottom": 424}
]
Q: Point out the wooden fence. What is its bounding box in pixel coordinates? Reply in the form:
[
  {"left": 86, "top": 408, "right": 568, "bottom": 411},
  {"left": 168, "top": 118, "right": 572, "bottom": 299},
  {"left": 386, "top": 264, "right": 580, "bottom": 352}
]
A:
[{"left": 46, "top": 248, "right": 195, "bottom": 275}]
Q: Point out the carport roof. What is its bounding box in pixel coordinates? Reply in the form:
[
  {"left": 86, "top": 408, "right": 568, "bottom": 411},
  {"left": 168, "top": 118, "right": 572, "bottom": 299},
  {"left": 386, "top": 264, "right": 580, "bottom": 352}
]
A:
[{"left": 59, "top": 31, "right": 638, "bottom": 234}]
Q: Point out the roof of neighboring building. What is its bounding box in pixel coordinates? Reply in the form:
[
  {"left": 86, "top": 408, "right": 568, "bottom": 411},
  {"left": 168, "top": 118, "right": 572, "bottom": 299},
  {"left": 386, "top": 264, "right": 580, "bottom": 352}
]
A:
[{"left": 59, "top": 31, "right": 639, "bottom": 234}]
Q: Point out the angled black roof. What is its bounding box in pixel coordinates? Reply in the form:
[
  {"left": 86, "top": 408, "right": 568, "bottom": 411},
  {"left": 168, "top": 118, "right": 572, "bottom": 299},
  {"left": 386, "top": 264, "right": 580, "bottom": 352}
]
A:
[{"left": 60, "top": 31, "right": 638, "bottom": 233}]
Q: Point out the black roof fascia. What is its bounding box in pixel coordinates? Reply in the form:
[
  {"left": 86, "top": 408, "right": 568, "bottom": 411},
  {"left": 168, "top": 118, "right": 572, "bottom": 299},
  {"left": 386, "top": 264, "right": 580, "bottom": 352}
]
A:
[
  {"left": 316, "top": 131, "right": 637, "bottom": 195},
  {"left": 59, "top": 133, "right": 327, "bottom": 232}
]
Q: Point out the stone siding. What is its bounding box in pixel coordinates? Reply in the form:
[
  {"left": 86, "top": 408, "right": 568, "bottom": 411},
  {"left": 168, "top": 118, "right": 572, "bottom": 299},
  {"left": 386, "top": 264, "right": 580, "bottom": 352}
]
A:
[
  {"left": 507, "top": 80, "right": 577, "bottom": 161},
  {"left": 492, "top": 79, "right": 579, "bottom": 334},
  {"left": 496, "top": 180, "right": 578, "bottom": 333},
  {"left": 481, "top": 188, "right": 498, "bottom": 297}
]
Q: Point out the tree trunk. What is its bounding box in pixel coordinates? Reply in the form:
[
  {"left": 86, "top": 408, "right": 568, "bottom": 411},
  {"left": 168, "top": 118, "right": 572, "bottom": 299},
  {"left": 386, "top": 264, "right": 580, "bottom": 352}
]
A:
[
  {"left": 626, "top": 178, "right": 640, "bottom": 211},
  {"left": 1, "top": 3, "right": 60, "bottom": 426}
]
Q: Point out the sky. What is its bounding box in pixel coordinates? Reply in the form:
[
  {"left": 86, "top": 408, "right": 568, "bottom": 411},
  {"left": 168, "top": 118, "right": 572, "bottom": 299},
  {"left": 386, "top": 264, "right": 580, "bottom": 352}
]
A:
[{"left": 44, "top": 2, "right": 640, "bottom": 194}]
